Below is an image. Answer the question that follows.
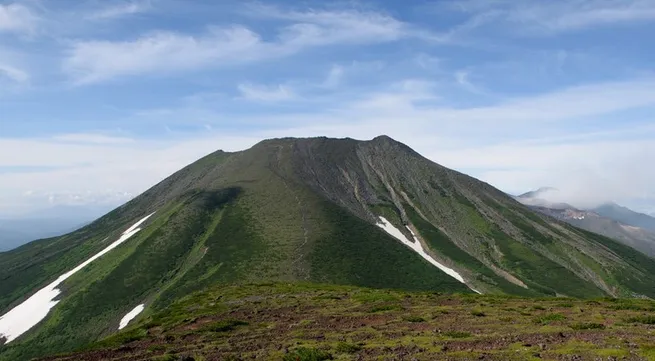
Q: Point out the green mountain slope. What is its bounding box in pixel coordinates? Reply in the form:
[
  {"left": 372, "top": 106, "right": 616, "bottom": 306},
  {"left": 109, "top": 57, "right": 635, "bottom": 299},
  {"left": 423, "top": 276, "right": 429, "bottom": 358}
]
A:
[{"left": 2, "top": 136, "right": 655, "bottom": 360}]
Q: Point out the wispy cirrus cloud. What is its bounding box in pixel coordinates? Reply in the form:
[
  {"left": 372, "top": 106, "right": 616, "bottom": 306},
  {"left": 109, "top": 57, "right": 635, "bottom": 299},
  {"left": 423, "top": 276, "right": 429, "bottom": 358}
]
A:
[
  {"left": 63, "top": 26, "right": 265, "bottom": 84},
  {"left": 86, "top": 0, "right": 152, "bottom": 20},
  {"left": 248, "top": 4, "right": 408, "bottom": 44},
  {"left": 237, "top": 83, "right": 295, "bottom": 102},
  {"left": 52, "top": 133, "right": 135, "bottom": 144},
  {"left": 0, "top": 63, "right": 29, "bottom": 84},
  {"left": 443, "top": 0, "right": 655, "bottom": 35},
  {"left": 62, "top": 5, "right": 433, "bottom": 85},
  {"left": 0, "top": 3, "right": 39, "bottom": 34},
  {"left": 322, "top": 65, "right": 344, "bottom": 88},
  {"left": 521, "top": 0, "right": 655, "bottom": 32},
  {"left": 454, "top": 70, "right": 484, "bottom": 94}
]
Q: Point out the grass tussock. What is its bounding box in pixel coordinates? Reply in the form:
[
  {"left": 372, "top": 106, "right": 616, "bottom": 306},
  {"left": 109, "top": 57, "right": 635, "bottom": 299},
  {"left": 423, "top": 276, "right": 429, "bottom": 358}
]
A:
[
  {"left": 204, "top": 319, "right": 248, "bottom": 332},
  {"left": 533, "top": 313, "right": 566, "bottom": 324},
  {"left": 570, "top": 322, "right": 606, "bottom": 330},
  {"left": 283, "top": 347, "right": 332, "bottom": 361}
]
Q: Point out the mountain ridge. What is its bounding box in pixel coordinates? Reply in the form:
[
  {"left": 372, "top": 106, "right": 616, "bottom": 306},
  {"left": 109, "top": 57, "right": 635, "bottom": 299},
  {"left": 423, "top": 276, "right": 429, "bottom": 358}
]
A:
[
  {"left": 593, "top": 202, "right": 655, "bottom": 232},
  {"left": 516, "top": 189, "right": 655, "bottom": 257}
]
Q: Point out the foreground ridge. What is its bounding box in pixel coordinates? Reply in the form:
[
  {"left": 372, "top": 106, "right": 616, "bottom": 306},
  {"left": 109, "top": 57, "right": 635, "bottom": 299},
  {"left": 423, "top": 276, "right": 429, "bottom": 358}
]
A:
[{"left": 38, "top": 283, "right": 655, "bottom": 361}]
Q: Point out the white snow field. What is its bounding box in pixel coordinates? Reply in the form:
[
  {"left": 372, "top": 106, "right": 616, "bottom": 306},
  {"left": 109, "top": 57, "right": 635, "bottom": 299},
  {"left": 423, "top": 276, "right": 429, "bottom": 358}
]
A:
[
  {"left": 0, "top": 212, "right": 156, "bottom": 343},
  {"left": 376, "top": 217, "right": 481, "bottom": 293},
  {"left": 119, "top": 304, "right": 145, "bottom": 330}
]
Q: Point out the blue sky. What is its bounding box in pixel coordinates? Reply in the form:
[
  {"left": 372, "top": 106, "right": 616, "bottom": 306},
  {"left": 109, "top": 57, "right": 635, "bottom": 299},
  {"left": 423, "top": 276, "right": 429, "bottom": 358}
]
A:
[{"left": 1, "top": 0, "right": 655, "bottom": 216}]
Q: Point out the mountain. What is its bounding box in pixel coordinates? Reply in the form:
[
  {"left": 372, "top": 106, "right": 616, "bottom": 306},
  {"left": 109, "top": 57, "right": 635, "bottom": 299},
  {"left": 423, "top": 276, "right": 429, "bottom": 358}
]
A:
[
  {"left": 3, "top": 136, "right": 655, "bottom": 360},
  {"left": 528, "top": 206, "right": 655, "bottom": 258},
  {"left": 516, "top": 191, "right": 655, "bottom": 258},
  {"left": 593, "top": 202, "right": 655, "bottom": 233},
  {"left": 516, "top": 188, "right": 576, "bottom": 210}
]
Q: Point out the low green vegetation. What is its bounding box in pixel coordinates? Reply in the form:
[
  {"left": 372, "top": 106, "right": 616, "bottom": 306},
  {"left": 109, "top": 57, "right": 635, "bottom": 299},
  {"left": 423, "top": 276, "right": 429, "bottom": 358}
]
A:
[
  {"left": 403, "top": 315, "right": 426, "bottom": 322},
  {"left": 335, "top": 342, "right": 363, "bottom": 353},
  {"left": 24, "top": 283, "right": 655, "bottom": 361},
  {"left": 533, "top": 313, "right": 566, "bottom": 324},
  {"left": 443, "top": 331, "right": 472, "bottom": 339},
  {"left": 573, "top": 227, "right": 655, "bottom": 299},
  {"left": 570, "top": 322, "right": 606, "bottom": 330},
  {"left": 368, "top": 304, "right": 402, "bottom": 313},
  {"left": 204, "top": 319, "right": 248, "bottom": 332},
  {"left": 310, "top": 200, "right": 471, "bottom": 293},
  {"left": 283, "top": 347, "right": 332, "bottom": 361},
  {"left": 405, "top": 207, "right": 539, "bottom": 297},
  {"left": 487, "top": 226, "right": 604, "bottom": 298},
  {"left": 627, "top": 315, "right": 655, "bottom": 324}
]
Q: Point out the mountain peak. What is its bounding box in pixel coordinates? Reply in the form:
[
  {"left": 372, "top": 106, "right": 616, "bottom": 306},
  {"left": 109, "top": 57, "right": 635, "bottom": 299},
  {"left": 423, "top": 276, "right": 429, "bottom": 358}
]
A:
[
  {"left": 5, "top": 134, "right": 655, "bottom": 360},
  {"left": 518, "top": 187, "right": 558, "bottom": 199},
  {"left": 370, "top": 134, "right": 396, "bottom": 143}
]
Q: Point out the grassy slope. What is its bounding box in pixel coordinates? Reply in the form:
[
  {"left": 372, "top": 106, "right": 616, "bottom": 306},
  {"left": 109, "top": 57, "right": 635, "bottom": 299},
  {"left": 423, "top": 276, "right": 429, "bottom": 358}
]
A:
[
  {"left": 386, "top": 154, "right": 653, "bottom": 299},
  {"left": 0, "top": 213, "right": 126, "bottom": 312},
  {"left": 39, "top": 283, "right": 655, "bottom": 361},
  {"left": 0, "top": 184, "right": 469, "bottom": 360},
  {"left": 0, "top": 151, "right": 233, "bottom": 314},
  {"left": 571, "top": 227, "right": 655, "bottom": 299},
  {"left": 349, "top": 139, "right": 626, "bottom": 298},
  {"left": 310, "top": 200, "right": 471, "bottom": 293},
  {"left": 0, "top": 190, "right": 241, "bottom": 360},
  {"left": 404, "top": 207, "right": 539, "bottom": 297}
]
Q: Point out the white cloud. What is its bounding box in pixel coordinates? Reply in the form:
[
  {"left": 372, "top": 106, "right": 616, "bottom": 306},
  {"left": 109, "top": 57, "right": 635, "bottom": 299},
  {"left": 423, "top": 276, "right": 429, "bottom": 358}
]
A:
[
  {"left": 52, "top": 133, "right": 135, "bottom": 144},
  {"left": 466, "top": 140, "right": 655, "bottom": 209},
  {"left": 432, "top": 78, "right": 655, "bottom": 125},
  {"left": 0, "top": 63, "right": 29, "bottom": 83},
  {"left": 262, "top": 6, "right": 406, "bottom": 45},
  {"left": 63, "top": 26, "right": 265, "bottom": 84},
  {"left": 415, "top": 53, "right": 441, "bottom": 70},
  {"left": 0, "top": 134, "right": 258, "bottom": 215},
  {"left": 443, "top": 0, "right": 655, "bottom": 35},
  {"left": 454, "top": 70, "right": 482, "bottom": 94},
  {"left": 534, "top": 0, "right": 655, "bottom": 31},
  {"left": 62, "top": 6, "right": 426, "bottom": 84},
  {"left": 86, "top": 1, "right": 151, "bottom": 20},
  {"left": 0, "top": 3, "right": 38, "bottom": 34},
  {"left": 323, "top": 65, "right": 343, "bottom": 88},
  {"left": 237, "top": 83, "right": 295, "bottom": 102},
  {"left": 319, "top": 61, "right": 385, "bottom": 89},
  {"left": 4, "top": 76, "right": 655, "bottom": 214}
]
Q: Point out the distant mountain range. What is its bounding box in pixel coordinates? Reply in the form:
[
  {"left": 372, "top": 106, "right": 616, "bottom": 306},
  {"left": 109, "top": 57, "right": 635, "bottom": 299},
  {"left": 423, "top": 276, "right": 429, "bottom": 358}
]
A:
[
  {"left": 516, "top": 188, "right": 655, "bottom": 257},
  {"left": 593, "top": 202, "right": 655, "bottom": 232}
]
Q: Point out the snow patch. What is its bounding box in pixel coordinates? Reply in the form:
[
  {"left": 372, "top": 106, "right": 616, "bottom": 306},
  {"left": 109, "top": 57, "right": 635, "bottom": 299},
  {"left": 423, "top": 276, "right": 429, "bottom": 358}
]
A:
[
  {"left": 376, "top": 217, "right": 466, "bottom": 284},
  {"left": 0, "top": 212, "right": 156, "bottom": 343},
  {"left": 119, "top": 304, "right": 145, "bottom": 330}
]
